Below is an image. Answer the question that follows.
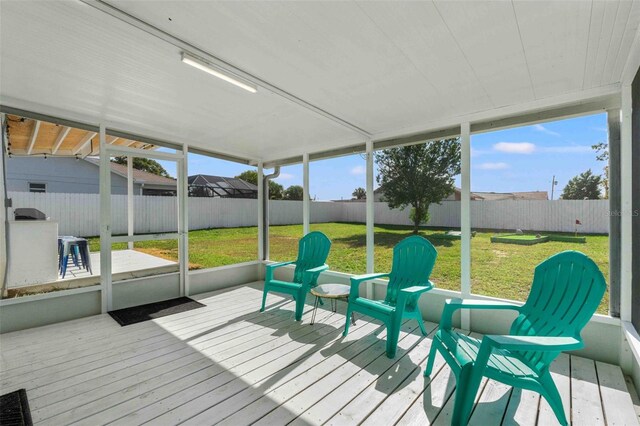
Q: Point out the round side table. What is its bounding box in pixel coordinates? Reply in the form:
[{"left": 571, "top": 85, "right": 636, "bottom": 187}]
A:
[{"left": 309, "top": 283, "right": 356, "bottom": 326}]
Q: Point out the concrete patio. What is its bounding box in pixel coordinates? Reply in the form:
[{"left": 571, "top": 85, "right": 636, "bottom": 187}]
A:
[{"left": 7, "top": 250, "right": 178, "bottom": 297}]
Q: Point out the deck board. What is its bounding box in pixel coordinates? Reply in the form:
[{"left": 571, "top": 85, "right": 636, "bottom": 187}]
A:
[{"left": 0, "top": 282, "right": 637, "bottom": 425}]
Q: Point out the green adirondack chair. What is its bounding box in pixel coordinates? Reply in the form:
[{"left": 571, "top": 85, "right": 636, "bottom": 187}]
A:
[
  {"left": 343, "top": 235, "right": 437, "bottom": 358},
  {"left": 424, "top": 250, "right": 606, "bottom": 426},
  {"left": 261, "top": 231, "right": 331, "bottom": 321}
]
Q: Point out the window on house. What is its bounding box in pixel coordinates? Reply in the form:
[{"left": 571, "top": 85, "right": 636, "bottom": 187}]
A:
[{"left": 28, "top": 182, "right": 46, "bottom": 193}]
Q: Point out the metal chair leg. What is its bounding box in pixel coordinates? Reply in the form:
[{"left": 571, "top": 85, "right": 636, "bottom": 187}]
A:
[{"left": 310, "top": 296, "right": 320, "bottom": 325}]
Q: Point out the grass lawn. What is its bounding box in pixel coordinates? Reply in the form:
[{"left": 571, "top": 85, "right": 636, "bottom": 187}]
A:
[{"left": 88, "top": 222, "right": 610, "bottom": 314}]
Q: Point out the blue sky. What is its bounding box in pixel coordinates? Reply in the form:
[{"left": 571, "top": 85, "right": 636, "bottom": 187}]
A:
[{"left": 160, "top": 112, "right": 607, "bottom": 201}]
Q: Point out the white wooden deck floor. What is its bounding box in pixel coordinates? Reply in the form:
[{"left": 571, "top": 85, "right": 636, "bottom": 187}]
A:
[{"left": 1, "top": 282, "right": 638, "bottom": 426}]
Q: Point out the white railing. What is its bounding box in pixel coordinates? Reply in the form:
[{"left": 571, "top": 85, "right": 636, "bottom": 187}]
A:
[{"left": 8, "top": 192, "right": 609, "bottom": 236}]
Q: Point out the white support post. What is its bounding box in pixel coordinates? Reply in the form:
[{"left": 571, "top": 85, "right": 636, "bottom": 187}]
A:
[
  {"left": 620, "top": 86, "right": 633, "bottom": 322},
  {"left": 99, "top": 124, "right": 112, "bottom": 313},
  {"left": 0, "top": 114, "right": 7, "bottom": 298},
  {"left": 257, "top": 162, "right": 265, "bottom": 261},
  {"left": 366, "top": 139, "right": 375, "bottom": 298},
  {"left": 460, "top": 122, "right": 472, "bottom": 330},
  {"left": 178, "top": 144, "right": 189, "bottom": 296},
  {"left": 303, "top": 152, "right": 310, "bottom": 235},
  {"left": 127, "top": 156, "right": 134, "bottom": 250}
]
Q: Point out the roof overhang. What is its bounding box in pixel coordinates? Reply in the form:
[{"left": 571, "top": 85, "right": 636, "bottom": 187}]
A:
[{"left": 1, "top": 1, "right": 638, "bottom": 165}]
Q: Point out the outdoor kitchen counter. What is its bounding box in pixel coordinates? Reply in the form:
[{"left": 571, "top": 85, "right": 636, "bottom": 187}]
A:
[{"left": 6, "top": 220, "right": 58, "bottom": 288}]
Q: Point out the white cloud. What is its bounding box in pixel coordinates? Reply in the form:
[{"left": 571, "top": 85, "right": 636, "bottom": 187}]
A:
[
  {"left": 493, "top": 142, "right": 536, "bottom": 154},
  {"left": 350, "top": 165, "right": 366, "bottom": 175},
  {"left": 476, "top": 162, "right": 510, "bottom": 170},
  {"left": 533, "top": 124, "right": 560, "bottom": 136},
  {"left": 541, "top": 146, "right": 592, "bottom": 153},
  {"left": 471, "top": 148, "right": 490, "bottom": 157},
  {"left": 276, "top": 173, "right": 294, "bottom": 180}
]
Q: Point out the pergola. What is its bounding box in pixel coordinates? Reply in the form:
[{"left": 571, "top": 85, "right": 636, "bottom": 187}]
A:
[
  {"left": 4, "top": 114, "right": 156, "bottom": 158},
  {"left": 0, "top": 1, "right": 639, "bottom": 422}
]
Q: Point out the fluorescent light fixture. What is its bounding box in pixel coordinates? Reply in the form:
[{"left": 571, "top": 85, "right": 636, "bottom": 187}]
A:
[{"left": 181, "top": 52, "right": 257, "bottom": 93}]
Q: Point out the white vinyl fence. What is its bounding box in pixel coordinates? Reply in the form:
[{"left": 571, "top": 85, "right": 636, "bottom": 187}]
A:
[{"left": 9, "top": 192, "right": 609, "bottom": 237}]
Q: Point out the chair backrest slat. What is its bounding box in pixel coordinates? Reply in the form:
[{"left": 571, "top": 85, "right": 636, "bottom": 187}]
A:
[
  {"left": 385, "top": 236, "right": 437, "bottom": 305},
  {"left": 510, "top": 251, "right": 606, "bottom": 371},
  {"left": 293, "top": 231, "right": 331, "bottom": 284}
]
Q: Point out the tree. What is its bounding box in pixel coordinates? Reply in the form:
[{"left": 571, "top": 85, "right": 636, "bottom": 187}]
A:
[
  {"left": 561, "top": 169, "right": 602, "bottom": 200},
  {"left": 375, "top": 139, "right": 461, "bottom": 233},
  {"left": 234, "top": 170, "right": 284, "bottom": 200},
  {"left": 283, "top": 185, "right": 304, "bottom": 201},
  {"left": 352, "top": 187, "right": 366, "bottom": 200},
  {"left": 592, "top": 141, "right": 609, "bottom": 199},
  {"left": 112, "top": 157, "right": 171, "bottom": 177}
]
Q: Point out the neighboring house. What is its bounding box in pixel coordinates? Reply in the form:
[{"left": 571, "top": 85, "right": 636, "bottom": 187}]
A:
[
  {"left": 5, "top": 156, "right": 177, "bottom": 195},
  {"left": 188, "top": 174, "right": 258, "bottom": 199},
  {"left": 371, "top": 186, "right": 548, "bottom": 202},
  {"left": 371, "top": 186, "right": 473, "bottom": 202},
  {"left": 471, "top": 191, "right": 549, "bottom": 201}
]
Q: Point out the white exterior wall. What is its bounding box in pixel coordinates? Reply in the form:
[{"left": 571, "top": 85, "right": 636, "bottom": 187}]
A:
[
  {"left": 5, "top": 157, "right": 140, "bottom": 195},
  {"left": 7, "top": 192, "right": 610, "bottom": 236}
]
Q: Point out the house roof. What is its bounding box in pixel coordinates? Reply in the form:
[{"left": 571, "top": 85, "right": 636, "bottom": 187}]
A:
[
  {"left": 84, "top": 158, "right": 177, "bottom": 188},
  {"left": 1, "top": 1, "right": 637, "bottom": 163},
  {"left": 472, "top": 191, "right": 549, "bottom": 201},
  {"left": 108, "top": 161, "right": 177, "bottom": 187},
  {"left": 375, "top": 186, "right": 548, "bottom": 201}
]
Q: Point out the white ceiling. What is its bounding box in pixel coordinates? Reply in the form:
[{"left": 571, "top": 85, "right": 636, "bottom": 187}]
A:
[{"left": 1, "top": 1, "right": 639, "bottom": 163}]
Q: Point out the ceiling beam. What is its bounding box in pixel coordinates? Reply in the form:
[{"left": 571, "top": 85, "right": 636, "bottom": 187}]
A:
[
  {"left": 109, "top": 136, "right": 119, "bottom": 144},
  {"left": 51, "top": 126, "right": 71, "bottom": 154},
  {"left": 82, "top": 0, "right": 371, "bottom": 139},
  {"left": 72, "top": 131, "right": 97, "bottom": 154},
  {"left": 26, "top": 120, "right": 40, "bottom": 155}
]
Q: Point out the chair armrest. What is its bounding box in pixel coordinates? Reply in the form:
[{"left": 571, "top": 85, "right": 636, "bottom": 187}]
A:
[
  {"left": 305, "top": 264, "right": 329, "bottom": 274},
  {"left": 265, "top": 261, "right": 295, "bottom": 270},
  {"left": 396, "top": 283, "right": 434, "bottom": 310},
  {"left": 302, "top": 264, "right": 329, "bottom": 285},
  {"left": 350, "top": 273, "right": 390, "bottom": 284},
  {"left": 440, "top": 298, "right": 521, "bottom": 330},
  {"left": 265, "top": 261, "right": 295, "bottom": 282},
  {"left": 483, "top": 335, "right": 583, "bottom": 352},
  {"left": 400, "top": 282, "right": 434, "bottom": 296},
  {"left": 348, "top": 273, "right": 390, "bottom": 300}
]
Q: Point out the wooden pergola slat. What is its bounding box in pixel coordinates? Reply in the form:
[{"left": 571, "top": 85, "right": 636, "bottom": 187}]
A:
[
  {"left": 51, "top": 126, "right": 71, "bottom": 154},
  {"left": 26, "top": 120, "right": 40, "bottom": 155}
]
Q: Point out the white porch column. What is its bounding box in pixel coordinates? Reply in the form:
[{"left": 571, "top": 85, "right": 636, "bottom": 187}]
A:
[
  {"left": 620, "top": 85, "right": 633, "bottom": 322},
  {"left": 303, "top": 152, "right": 310, "bottom": 235},
  {"left": 460, "top": 122, "right": 471, "bottom": 330},
  {"left": 99, "top": 124, "right": 112, "bottom": 313},
  {"left": 127, "top": 156, "right": 134, "bottom": 250},
  {"left": 257, "top": 162, "right": 264, "bottom": 260},
  {"left": 0, "top": 114, "right": 7, "bottom": 298},
  {"left": 366, "top": 139, "right": 374, "bottom": 298},
  {"left": 178, "top": 144, "right": 189, "bottom": 296}
]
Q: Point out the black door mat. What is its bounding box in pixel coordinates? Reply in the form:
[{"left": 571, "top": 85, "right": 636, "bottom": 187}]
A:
[
  {"left": 0, "top": 389, "right": 33, "bottom": 426},
  {"left": 108, "top": 297, "right": 206, "bottom": 326}
]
